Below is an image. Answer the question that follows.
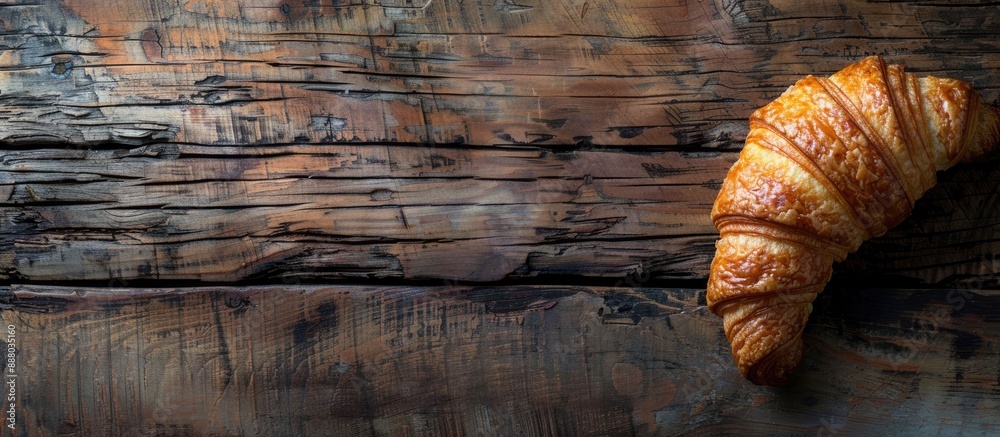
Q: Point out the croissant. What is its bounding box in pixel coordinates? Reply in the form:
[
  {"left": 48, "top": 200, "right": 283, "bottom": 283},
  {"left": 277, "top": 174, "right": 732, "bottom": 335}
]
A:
[{"left": 707, "top": 56, "right": 1000, "bottom": 386}]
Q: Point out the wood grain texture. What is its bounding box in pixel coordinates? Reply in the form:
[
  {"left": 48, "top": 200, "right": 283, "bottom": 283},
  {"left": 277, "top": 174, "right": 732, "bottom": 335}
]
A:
[
  {"left": 3, "top": 283, "right": 1000, "bottom": 436},
  {"left": 2, "top": 144, "right": 1000, "bottom": 285},
  {"left": 0, "top": 0, "right": 996, "bottom": 284},
  {"left": 0, "top": 144, "right": 723, "bottom": 283},
  {"left": 0, "top": 0, "right": 999, "bottom": 435},
  {"left": 0, "top": 0, "right": 995, "bottom": 148}
]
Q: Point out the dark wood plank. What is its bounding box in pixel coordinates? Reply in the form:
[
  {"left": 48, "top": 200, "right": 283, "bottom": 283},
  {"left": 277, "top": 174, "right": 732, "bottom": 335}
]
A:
[
  {"left": 3, "top": 283, "right": 1000, "bottom": 435},
  {"left": 0, "top": 1, "right": 995, "bottom": 148},
  {"left": 0, "top": 145, "right": 723, "bottom": 283},
  {"left": 2, "top": 143, "right": 1000, "bottom": 285}
]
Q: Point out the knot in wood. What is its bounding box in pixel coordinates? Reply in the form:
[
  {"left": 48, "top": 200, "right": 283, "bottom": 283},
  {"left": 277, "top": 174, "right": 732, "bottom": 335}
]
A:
[{"left": 49, "top": 56, "right": 73, "bottom": 78}]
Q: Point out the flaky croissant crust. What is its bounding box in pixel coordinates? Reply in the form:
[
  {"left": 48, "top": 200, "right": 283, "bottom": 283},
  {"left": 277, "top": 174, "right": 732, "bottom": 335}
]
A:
[{"left": 707, "top": 56, "right": 1000, "bottom": 386}]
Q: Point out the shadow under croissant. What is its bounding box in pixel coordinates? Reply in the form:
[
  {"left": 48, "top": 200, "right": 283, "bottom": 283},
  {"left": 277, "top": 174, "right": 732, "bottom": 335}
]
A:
[
  {"left": 792, "top": 280, "right": 998, "bottom": 378},
  {"left": 759, "top": 287, "right": 939, "bottom": 399}
]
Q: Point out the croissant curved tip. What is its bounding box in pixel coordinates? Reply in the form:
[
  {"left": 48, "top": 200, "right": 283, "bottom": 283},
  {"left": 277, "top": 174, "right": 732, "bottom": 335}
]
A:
[{"left": 744, "top": 336, "right": 803, "bottom": 386}]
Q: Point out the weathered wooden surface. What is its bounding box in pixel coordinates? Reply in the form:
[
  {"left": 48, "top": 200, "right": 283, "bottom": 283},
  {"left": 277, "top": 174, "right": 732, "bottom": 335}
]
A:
[
  {"left": 4, "top": 145, "right": 1000, "bottom": 285},
  {"left": 0, "top": 145, "right": 723, "bottom": 283},
  {"left": 0, "top": 0, "right": 1000, "bottom": 435},
  {"left": 4, "top": 283, "right": 1000, "bottom": 436},
  {"left": 0, "top": 0, "right": 996, "bottom": 284},
  {"left": 0, "top": 0, "right": 997, "bottom": 149}
]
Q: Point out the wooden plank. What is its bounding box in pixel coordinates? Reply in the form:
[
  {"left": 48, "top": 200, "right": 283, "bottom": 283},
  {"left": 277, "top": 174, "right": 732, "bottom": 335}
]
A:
[
  {"left": 0, "top": 144, "right": 723, "bottom": 282},
  {"left": 1, "top": 143, "right": 999, "bottom": 284},
  {"left": 0, "top": 1, "right": 995, "bottom": 148},
  {"left": 3, "top": 283, "right": 1000, "bottom": 435}
]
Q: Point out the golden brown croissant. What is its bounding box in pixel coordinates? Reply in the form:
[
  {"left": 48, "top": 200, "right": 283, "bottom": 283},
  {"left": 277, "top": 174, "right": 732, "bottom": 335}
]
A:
[{"left": 707, "top": 56, "right": 1000, "bottom": 386}]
